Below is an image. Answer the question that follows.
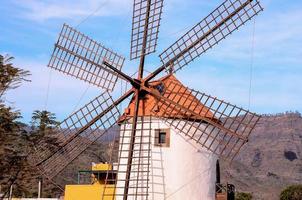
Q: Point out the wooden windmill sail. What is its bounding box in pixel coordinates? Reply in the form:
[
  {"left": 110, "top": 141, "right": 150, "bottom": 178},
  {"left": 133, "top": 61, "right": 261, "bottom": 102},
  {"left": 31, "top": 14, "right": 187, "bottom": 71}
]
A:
[{"left": 29, "top": 0, "right": 263, "bottom": 199}]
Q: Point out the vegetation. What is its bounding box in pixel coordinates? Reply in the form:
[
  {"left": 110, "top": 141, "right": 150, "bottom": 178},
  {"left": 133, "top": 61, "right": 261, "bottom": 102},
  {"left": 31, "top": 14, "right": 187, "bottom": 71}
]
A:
[
  {"left": 0, "top": 54, "right": 113, "bottom": 198},
  {"left": 0, "top": 54, "right": 61, "bottom": 197},
  {"left": 30, "top": 109, "right": 60, "bottom": 162},
  {"left": 0, "top": 53, "right": 301, "bottom": 199},
  {"left": 0, "top": 54, "right": 31, "bottom": 197},
  {"left": 31, "top": 110, "right": 58, "bottom": 131},
  {"left": 0, "top": 104, "right": 28, "bottom": 196},
  {"left": 280, "top": 185, "right": 302, "bottom": 200},
  {"left": 0, "top": 54, "right": 30, "bottom": 98},
  {"left": 235, "top": 192, "right": 253, "bottom": 200}
]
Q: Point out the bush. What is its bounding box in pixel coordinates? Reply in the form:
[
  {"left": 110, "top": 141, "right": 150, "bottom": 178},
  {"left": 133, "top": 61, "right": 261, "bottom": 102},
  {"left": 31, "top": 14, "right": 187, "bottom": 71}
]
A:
[
  {"left": 280, "top": 185, "right": 302, "bottom": 200},
  {"left": 235, "top": 192, "right": 252, "bottom": 200}
]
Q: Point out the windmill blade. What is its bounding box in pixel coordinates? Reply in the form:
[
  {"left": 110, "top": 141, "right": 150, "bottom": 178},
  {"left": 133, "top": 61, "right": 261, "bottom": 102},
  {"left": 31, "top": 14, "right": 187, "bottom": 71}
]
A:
[
  {"left": 29, "top": 90, "right": 134, "bottom": 179},
  {"left": 104, "top": 91, "right": 151, "bottom": 200},
  {"left": 159, "top": 0, "right": 263, "bottom": 73},
  {"left": 48, "top": 24, "right": 125, "bottom": 91},
  {"left": 148, "top": 78, "right": 260, "bottom": 160},
  {"left": 130, "top": 0, "right": 164, "bottom": 60},
  {"left": 121, "top": 91, "right": 141, "bottom": 200},
  {"left": 108, "top": 116, "right": 152, "bottom": 200}
]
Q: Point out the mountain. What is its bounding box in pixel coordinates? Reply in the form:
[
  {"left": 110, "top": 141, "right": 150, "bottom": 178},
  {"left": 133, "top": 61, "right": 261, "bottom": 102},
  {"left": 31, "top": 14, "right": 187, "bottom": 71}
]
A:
[
  {"left": 1, "top": 112, "right": 301, "bottom": 199},
  {"left": 58, "top": 112, "right": 302, "bottom": 199},
  {"left": 221, "top": 112, "right": 302, "bottom": 200}
]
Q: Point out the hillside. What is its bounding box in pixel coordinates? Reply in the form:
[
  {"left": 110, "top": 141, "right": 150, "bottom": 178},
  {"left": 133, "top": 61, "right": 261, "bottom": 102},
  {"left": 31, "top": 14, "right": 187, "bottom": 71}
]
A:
[
  {"left": 52, "top": 112, "right": 302, "bottom": 199},
  {"left": 1, "top": 112, "right": 301, "bottom": 199},
  {"left": 221, "top": 112, "right": 302, "bottom": 200}
]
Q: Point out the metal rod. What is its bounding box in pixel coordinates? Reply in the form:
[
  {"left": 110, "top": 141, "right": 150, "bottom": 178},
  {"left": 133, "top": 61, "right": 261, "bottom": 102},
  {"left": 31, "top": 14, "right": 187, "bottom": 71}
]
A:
[
  {"left": 103, "top": 61, "right": 139, "bottom": 87},
  {"left": 138, "top": 0, "right": 152, "bottom": 80},
  {"left": 123, "top": 90, "right": 140, "bottom": 200},
  {"left": 143, "top": 65, "right": 165, "bottom": 84}
]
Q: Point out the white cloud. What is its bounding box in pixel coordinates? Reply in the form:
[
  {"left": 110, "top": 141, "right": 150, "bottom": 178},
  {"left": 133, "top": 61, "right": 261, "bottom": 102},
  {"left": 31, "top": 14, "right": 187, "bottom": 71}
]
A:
[
  {"left": 3, "top": 0, "right": 302, "bottom": 122},
  {"left": 13, "top": 0, "right": 132, "bottom": 22}
]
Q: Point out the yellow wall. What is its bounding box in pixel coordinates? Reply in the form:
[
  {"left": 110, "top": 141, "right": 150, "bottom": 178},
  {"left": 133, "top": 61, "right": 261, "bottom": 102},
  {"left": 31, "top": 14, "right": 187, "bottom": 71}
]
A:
[
  {"left": 92, "top": 163, "right": 112, "bottom": 171},
  {"left": 64, "top": 184, "right": 115, "bottom": 200}
]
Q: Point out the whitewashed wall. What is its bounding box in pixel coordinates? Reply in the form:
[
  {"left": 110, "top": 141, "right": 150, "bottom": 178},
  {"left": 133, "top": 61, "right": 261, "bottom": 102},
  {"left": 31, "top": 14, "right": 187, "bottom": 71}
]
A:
[{"left": 116, "top": 117, "right": 217, "bottom": 200}]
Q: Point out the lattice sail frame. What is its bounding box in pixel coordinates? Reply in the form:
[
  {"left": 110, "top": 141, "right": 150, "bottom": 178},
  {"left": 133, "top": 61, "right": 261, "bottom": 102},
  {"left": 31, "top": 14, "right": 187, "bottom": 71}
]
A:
[
  {"left": 30, "top": 91, "right": 121, "bottom": 179},
  {"left": 48, "top": 24, "right": 125, "bottom": 91},
  {"left": 130, "top": 0, "right": 164, "bottom": 60},
  {"left": 29, "top": 0, "right": 264, "bottom": 198},
  {"left": 159, "top": 0, "right": 263, "bottom": 73},
  {"left": 150, "top": 79, "right": 261, "bottom": 160},
  {"left": 102, "top": 117, "right": 157, "bottom": 200}
]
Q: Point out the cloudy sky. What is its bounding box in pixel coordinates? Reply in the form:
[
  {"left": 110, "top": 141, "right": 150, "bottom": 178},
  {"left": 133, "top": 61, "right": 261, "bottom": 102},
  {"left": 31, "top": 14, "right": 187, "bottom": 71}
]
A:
[{"left": 1, "top": 0, "right": 301, "bottom": 123}]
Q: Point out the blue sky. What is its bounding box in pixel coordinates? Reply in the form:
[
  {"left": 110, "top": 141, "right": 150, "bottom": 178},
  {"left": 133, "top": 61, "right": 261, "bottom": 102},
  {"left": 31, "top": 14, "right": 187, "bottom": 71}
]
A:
[{"left": 1, "top": 0, "right": 302, "bottom": 123}]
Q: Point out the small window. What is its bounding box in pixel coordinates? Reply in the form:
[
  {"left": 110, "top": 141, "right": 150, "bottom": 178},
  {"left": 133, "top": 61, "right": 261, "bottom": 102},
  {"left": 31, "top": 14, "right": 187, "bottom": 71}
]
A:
[
  {"left": 155, "top": 129, "right": 170, "bottom": 147},
  {"left": 155, "top": 82, "right": 165, "bottom": 94},
  {"left": 159, "top": 132, "right": 166, "bottom": 144}
]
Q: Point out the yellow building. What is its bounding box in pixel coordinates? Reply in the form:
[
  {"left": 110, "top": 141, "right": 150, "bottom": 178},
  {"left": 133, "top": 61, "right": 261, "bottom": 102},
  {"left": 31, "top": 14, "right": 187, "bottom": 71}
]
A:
[{"left": 64, "top": 163, "right": 116, "bottom": 200}]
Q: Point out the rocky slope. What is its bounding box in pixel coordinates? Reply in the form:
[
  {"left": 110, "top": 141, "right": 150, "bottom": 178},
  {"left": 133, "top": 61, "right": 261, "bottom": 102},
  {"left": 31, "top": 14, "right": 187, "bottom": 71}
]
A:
[
  {"left": 1, "top": 112, "right": 301, "bottom": 199},
  {"left": 62, "top": 112, "right": 302, "bottom": 200},
  {"left": 221, "top": 112, "right": 302, "bottom": 200}
]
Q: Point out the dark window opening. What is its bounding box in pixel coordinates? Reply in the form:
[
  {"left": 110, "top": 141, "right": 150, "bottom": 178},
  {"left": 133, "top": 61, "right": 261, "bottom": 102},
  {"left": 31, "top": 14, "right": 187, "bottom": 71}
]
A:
[
  {"left": 155, "top": 129, "right": 170, "bottom": 147},
  {"left": 159, "top": 132, "right": 166, "bottom": 144},
  {"left": 216, "top": 160, "right": 220, "bottom": 184},
  {"left": 155, "top": 83, "right": 165, "bottom": 95}
]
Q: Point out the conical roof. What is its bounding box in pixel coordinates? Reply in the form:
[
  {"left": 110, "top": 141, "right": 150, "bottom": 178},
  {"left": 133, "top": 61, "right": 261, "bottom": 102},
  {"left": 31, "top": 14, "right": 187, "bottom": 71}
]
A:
[{"left": 119, "top": 74, "right": 214, "bottom": 122}]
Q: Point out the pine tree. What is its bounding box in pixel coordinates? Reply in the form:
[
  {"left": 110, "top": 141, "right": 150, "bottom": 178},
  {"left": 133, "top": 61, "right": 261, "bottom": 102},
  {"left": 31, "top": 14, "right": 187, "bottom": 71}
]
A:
[
  {"left": 0, "top": 54, "right": 32, "bottom": 197},
  {"left": 0, "top": 54, "right": 30, "bottom": 99}
]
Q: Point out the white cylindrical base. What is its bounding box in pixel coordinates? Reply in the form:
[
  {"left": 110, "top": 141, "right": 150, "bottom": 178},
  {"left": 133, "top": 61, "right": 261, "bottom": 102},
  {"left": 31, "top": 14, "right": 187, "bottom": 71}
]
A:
[{"left": 116, "top": 118, "right": 217, "bottom": 200}]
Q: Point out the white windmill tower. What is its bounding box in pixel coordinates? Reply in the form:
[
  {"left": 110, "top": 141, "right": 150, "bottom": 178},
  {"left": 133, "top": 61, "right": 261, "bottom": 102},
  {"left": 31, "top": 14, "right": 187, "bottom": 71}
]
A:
[
  {"left": 116, "top": 75, "right": 222, "bottom": 200},
  {"left": 29, "top": 0, "right": 263, "bottom": 200}
]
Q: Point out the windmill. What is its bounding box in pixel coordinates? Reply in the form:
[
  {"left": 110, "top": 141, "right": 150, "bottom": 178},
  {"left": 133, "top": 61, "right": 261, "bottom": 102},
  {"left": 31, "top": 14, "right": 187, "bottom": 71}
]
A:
[{"left": 29, "top": 0, "right": 263, "bottom": 199}]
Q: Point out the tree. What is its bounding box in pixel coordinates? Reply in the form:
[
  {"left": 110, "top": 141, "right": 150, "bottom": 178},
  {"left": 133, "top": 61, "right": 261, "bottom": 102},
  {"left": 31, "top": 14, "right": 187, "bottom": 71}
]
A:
[
  {"left": 31, "top": 110, "right": 58, "bottom": 132},
  {"left": 29, "top": 110, "right": 60, "bottom": 156},
  {"left": 0, "top": 54, "right": 30, "bottom": 98},
  {"left": 280, "top": 185, "right": 302, "bottom": 200},
  {"left": 0, "top": 54, "right": 32, "bottom": 197},
  {"left": 0, "top": 54, "right": 62, "bottom": 197},
  {"left": 0, "top": 99, "right": 29, "bottom": 198}
]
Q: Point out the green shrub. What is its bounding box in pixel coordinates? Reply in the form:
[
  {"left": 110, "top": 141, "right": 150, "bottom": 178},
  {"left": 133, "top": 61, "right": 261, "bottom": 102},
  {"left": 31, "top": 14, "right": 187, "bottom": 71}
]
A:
[
  {"left": 280, "top": 185, "right": 302, "bottom": 200},
  {"left": 235, "top": 192, "right": 252, "bottom": 200}
]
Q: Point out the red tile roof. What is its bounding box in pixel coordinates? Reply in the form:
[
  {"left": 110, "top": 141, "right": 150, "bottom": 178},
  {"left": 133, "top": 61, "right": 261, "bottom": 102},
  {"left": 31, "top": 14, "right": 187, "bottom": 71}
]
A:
[{"left": 119, "top": 74, "right": 214, "bottom": 122}]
